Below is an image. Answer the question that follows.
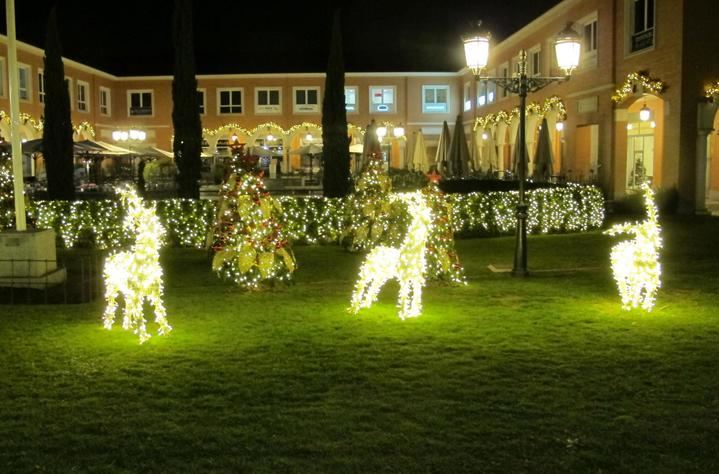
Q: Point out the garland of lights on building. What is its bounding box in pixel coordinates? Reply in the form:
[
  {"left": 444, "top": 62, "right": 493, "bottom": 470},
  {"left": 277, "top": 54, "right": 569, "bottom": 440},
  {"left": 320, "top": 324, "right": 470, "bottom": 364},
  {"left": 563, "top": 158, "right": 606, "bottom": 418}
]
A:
[
  {"left": 201, "top": 121, "right": 366, "bottom": 139},
  {"left": 12, "top": 185, "right": 604, "bottom": 250},
  {"left": 604, "top": 184, "right": 662, "bottom": 312},
  {"left": 102, "top": 186, "right": 172, "bottom": 343},
  {"left": 0, "top": 111, "right": 95, "bottom": 139},
  {"left": 473, "top": 96, "right": 567, "bottom": 132},
  {"left": 209, "top": 150, "right": 296, "bottom": 290},
  {"left": 611, "top": 72, "right": 666, "bottom": 103}
]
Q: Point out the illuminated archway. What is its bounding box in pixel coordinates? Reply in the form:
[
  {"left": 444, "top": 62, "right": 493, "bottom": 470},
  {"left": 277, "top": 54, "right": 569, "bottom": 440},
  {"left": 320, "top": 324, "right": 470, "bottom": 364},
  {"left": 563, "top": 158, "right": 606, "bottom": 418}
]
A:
[
  {"left": 611, "top": 72, "right": 666, "bottom": 196},
  {"left": 286, "top": 122, "right": 322, "bottom": 174},
  {"left": 621, "top": 95, "right": 665, "bottom": 191}
]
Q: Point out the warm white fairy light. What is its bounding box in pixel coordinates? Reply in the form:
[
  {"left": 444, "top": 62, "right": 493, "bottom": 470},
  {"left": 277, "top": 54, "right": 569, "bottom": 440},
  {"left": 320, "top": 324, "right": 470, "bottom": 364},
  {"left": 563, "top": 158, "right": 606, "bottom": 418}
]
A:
[
  {"left": 26, "top": 185, "right": 604, "bottom": 248},
  {"left": 349, "top": 192, "right": 432, "bottom": 320},
  {"left": 605, "top": 184, "right": 662, "bottom": 311},
  {"left": 103, "top": 186, "right": 171, "bottom": 343}
]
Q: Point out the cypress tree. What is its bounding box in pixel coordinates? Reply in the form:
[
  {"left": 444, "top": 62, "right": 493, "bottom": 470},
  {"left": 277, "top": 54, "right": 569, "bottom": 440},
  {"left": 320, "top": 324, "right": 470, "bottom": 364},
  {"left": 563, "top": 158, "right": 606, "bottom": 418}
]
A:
[
  {"left": 42, "top": 6, "right": 74, "bottom": 200},
  {"left": 321, "top": 10, "right": 351, "bottom": 198},
  {"left": 172, "top": 0, "right": 202, "bottom": 199}
]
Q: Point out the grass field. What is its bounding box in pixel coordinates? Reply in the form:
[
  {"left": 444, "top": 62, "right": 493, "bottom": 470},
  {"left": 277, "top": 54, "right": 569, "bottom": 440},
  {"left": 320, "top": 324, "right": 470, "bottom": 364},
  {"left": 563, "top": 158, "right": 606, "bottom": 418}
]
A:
[{"left": 1, "top": 215, "right": 718, "bottom": 472}]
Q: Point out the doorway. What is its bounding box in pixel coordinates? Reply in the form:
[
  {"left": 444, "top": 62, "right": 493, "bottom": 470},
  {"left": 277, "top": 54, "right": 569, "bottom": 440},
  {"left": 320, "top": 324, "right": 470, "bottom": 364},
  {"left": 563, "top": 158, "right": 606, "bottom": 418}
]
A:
[{"left": 626, "top": 123, "right": 655, "bottom": 189}]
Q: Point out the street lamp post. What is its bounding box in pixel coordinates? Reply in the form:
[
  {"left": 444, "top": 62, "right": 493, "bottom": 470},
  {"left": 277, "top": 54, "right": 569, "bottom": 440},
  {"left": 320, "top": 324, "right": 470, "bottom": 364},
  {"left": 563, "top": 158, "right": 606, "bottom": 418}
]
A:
[
  {"left": 375, "top": 123, "right": 405, "bottom": 171},
  {"left": 463, "top": 22, "right": 581, "bottom": 277}
]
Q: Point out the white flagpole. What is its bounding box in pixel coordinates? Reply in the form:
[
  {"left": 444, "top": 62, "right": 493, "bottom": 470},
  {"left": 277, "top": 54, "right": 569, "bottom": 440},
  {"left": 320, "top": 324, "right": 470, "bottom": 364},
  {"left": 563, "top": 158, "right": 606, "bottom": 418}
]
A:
[{"left": 6, "top": 0, "right": 27, "bottom": 231}]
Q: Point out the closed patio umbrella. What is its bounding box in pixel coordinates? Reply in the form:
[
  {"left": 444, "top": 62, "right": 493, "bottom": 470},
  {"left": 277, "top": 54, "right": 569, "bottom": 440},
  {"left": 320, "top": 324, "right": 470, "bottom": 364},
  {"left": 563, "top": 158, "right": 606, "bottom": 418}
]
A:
[
  {"left": 533, "top": 117, "right": 554, "bottom": 182},
  {"left": 434, "top": 120, "right": 451, "bottom": 173},
  {"left": 447, "top": 115, "right": 471, "bottom": 178},
  {"left": 511, "top": 126, "right": 529, "bottom": 178},
  {"left": 478, "top": 129, "right": 499, "bottom": 175},
  {"left": 410, "top": 130, "right": 428, "bottom": 172},
  {"left": 289, "top": 143, "right": 324, "bottom": 156}
]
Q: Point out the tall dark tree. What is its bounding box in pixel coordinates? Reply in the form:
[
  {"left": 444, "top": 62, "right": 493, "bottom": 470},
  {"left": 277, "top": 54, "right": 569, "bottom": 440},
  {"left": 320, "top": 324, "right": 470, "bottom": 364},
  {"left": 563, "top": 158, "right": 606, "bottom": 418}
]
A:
[
  {"left": 321, "top": 10, "right": 351, "bottom": 198},
  {"left": 42, "top": 6, "right": 74, "bottom": 200},
  {"left": 172, "top": 0, "right": 202, "bottom": 199}
]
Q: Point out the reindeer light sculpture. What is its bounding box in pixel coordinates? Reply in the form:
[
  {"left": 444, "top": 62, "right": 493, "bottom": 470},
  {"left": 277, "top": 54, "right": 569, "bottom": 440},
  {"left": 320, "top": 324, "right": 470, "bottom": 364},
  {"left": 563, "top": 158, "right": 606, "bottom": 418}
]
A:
[
  {"left": 103, "top": 187, "right": 172, "bottom": 343},
  {"left": 349, "top": 192, "right": 432, "bottom": 319},
  {"left": 605, "top": 184, "right": 662, "bottom": 311}
]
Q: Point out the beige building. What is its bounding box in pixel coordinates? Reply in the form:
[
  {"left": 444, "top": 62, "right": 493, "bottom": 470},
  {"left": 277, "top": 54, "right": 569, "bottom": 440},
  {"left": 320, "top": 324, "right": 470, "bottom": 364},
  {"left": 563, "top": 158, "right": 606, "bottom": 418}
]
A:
[{"left": 1, "top": 0, "right": 719, "bottom": 211}]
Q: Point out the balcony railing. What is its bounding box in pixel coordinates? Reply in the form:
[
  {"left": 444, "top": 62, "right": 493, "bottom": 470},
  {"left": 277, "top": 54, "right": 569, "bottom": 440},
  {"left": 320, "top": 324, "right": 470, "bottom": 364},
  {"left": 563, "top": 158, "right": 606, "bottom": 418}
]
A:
[
  {"left": 129, "top": 106, "right": 153, "bottom": 116},
  {"left": 631, "top": 28, "right": 654, "bottom": 52}
]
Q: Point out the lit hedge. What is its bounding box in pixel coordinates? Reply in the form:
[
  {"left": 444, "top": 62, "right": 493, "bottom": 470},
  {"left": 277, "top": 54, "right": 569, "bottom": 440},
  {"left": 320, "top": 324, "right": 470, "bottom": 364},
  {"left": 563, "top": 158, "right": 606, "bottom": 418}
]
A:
[{"left": 22, "top": 184, "right": 604, "bottom": 249}]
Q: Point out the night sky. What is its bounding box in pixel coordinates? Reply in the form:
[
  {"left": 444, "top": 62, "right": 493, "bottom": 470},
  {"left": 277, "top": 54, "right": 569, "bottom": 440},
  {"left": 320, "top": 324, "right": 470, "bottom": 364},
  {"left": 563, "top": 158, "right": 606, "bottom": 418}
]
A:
[{"left": 3, "top": 0, "right": 562, "bottom": 76}]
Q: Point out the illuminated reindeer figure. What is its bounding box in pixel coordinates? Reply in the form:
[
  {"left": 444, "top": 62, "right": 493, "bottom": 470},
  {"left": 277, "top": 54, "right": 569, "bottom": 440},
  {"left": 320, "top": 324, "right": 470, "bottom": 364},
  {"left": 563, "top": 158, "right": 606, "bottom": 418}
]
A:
[
  {"left": 350, "top": 192, "right": 432, "bottom": 319},
  {"left": 605, "top": 184, "right": 662, "bottom": 311},
  {"left": 103, "top": 187, "right": 172, "bottom": 343}
]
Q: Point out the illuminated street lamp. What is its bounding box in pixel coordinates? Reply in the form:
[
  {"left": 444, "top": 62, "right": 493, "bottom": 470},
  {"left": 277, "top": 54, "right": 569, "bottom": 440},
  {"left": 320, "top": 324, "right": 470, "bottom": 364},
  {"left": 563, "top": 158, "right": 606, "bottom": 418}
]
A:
[
  {"left": 113, "top": 128, "right": 147, "bottom": 186},
  {"left": 112, "top": 129, "right": 146, "bottom": 142},
  {"left": 464, "top": 21, "right": 581, "bottom": 277},
  {"left": 376, "top": 126, "right": 387, "bottom": 142},
  {"left": 375, "top": 123, "right": 405, "bottom": 170},
  {"left": 639, "top": 103, "right": 651, "bottom": 122}
]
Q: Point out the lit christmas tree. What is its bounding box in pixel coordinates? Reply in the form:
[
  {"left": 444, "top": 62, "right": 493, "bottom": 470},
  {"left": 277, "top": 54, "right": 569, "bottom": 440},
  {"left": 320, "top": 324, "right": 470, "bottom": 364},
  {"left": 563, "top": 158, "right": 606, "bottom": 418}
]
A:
[
  {"left": 340, "top": 152, "right": 401, "bottom": 252},
  {"left": 421, "top": 170, "right": 466, "bottom": 284},
  {"left": 210, "top": 145, "right": 296, "bottom": 290}
]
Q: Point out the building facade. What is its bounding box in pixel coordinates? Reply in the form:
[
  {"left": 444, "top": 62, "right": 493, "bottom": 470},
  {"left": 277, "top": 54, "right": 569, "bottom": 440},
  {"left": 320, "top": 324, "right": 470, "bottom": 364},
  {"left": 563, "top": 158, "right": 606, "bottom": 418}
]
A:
[
  {"left": 1, "top": 0, "right": 718, "bottom": 210},
  {"left": 461, "top": 0, "right": 719, "bottom": 212}
]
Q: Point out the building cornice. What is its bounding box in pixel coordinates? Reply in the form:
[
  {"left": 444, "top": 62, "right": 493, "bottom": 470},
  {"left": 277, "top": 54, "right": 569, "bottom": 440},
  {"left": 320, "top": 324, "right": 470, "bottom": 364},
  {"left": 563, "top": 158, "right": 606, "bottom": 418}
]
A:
[
  {"left": 117, "top": 71, "right": 461, "bottom": 82},
  {"left": 0, "top": 34, "right": 119, "bottom": 80},
  {"left": 492, "top": 0, "right": 585, "bottom": 57}
]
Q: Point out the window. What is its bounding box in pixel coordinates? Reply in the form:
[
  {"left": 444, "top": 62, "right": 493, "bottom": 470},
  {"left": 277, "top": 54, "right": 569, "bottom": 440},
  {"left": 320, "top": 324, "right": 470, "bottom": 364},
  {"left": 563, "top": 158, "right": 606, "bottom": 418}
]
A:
[
  {"left": 76, "top": 80, "right": 89, "bottom": 112},
  {"left": 630, "top": 0, "right": 654, "bottom": 52},
  {"left": 500, "top": 64, "right": 509, "bottom": 98},
  {"left": 423, "top": 85, "right": 449, "bottom": 113},
  {"left": 486, "top": 71, "right": 496, "bottom": 104},
  {"left": 128, "top": 90, "right": 154, "bottom": 116},
  {"left": 0, "top": 57, "right": 5, "bottom": 98},
  {"left": 66, "top": 76, "right": 73, "bottom": 110},
  {"left": 584, "top": 19, "right": 598, "bottom": 53},
  {"left": 38, "top": 70, "right": 45, "bottom": 103},
  {"left": 99, "top": 87, "right": 111, "bottom": 116},
  {"left": 217, "top": 88, "right": 243, "bottom": 114},
  {"left": 197, "top": 89, "right": 205, "bottom": 114},
  {"left": 477, "top": 81, "right": 487, "bottom": 107},
  {"left": 463, "top": 82, "right": 471, "bottom": 111},
  {"left": 293, "top": 87, "right": 320, "bottom": 113},
  {"left": 530, "top": 48, "right": 542, "bottom": 76},
  {"left": 345, "top": 86, "right": 358, "bottom": 112},
  {"left": 18, "top": 64, "right": 31, "bottom": 101},
  {"left": 255, "top": 87, "right": 281, "bottom": 114},
  {"left": 369, "top": 86, "right": 396, "bottom": 113}
]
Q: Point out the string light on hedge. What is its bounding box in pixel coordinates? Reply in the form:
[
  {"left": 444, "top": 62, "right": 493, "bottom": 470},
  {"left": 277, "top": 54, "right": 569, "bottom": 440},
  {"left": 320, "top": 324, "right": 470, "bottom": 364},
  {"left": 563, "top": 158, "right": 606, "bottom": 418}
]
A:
[{"left": 21, "top": 185, "right": 605, "bottom": 248}]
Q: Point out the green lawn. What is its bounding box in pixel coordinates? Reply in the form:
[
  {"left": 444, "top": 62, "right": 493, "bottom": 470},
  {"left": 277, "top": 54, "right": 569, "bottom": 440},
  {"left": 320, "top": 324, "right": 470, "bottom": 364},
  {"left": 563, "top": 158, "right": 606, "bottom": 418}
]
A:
[{"left": 1, "top": 216, "right": 718, "bottom": 472}]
